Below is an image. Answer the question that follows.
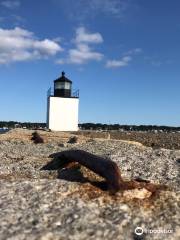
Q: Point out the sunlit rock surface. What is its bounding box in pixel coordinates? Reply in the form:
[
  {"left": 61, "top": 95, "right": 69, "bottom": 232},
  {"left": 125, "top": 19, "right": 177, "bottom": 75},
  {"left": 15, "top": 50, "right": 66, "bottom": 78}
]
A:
[{"left": 0, "top": 129, "right": 179, "bottom": 240}]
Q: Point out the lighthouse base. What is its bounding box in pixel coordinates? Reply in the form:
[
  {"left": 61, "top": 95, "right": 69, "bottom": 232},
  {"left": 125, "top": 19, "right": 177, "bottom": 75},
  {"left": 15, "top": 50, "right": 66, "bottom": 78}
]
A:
[{"left": 47, "top": 96, "right": 79, "bottom": 131}]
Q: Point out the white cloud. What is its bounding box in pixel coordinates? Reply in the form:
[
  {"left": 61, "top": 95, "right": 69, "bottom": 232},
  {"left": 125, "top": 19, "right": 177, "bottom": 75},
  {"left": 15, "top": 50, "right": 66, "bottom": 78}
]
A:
[
  {"left": 54, "top": 0, "right": 130, "bottom": 20},
  {"left": 33, "top": 39, "right": 62, "bottom": 55},
  {"left": 89, "top": 0, "right": 129, "bottom": 17},
  {"left": 56, "top": 59, "right": 65, "bottom": 64},
  {"left": 144, "top": 56, "right": 172, "bottom": 67},
  {"left": 1, "top": 0, "right": 20, "bottom": 9},
  {"left": 0, "top": 14, "right": 25, "bottom": 26},
  {"left": 57, "top": 27, "right": 103, "bottom": 65},
  {"left": 106, "top": 47, "right": 142, "bottom": 68},
  {"left": 0, "top": 27, "right": 63, "bottom": 64},
  {"left": 106, "top": 56, "right": 132, "bottom": 68},
  {"left": 125, "top": 48, "right": 142, "bottom": 55},
  {"left": 68, "top": 43, "right": 103, "bottom": 64},
  {"left": 151, "top": 60, "right": 163, "bottom": 67},
  {"left": 75, "top": 27, "right": 103, "bottom": 44}
]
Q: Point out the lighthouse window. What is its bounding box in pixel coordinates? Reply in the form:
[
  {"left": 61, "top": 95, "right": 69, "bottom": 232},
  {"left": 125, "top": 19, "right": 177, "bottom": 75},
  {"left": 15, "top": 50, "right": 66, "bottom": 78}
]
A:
[
  {"left": 64, "top": 82, "right": 71, "bottom": 89},
  {"left": 55, "top": 82, "right": 70, "bottom": 89}
]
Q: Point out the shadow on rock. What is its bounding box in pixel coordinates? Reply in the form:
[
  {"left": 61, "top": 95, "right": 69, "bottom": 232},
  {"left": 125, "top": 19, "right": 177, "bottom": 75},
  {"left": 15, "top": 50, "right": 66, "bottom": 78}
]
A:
[
  {"left": 41, "top": 152, "right": 109, "bottom": 191},
  {"left": 41, "top": 150, "right": 167, "bottom": 196}
]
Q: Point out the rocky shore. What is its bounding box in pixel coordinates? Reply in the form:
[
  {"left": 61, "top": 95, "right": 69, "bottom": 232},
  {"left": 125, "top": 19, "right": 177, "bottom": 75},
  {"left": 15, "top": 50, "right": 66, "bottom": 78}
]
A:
[{"left": 0, "top": 129, "right": 179, "bottom": 240}]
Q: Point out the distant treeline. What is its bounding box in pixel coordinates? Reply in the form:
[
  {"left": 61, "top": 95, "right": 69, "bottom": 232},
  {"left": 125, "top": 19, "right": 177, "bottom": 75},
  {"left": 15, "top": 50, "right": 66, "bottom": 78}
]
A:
[
  {"left": 0, "top": 121, "right": 46, "bottom": 129},
  {"left": 0, "top": 121, "right": 180, "bottom": 132},
  {"left": 79, "top": 123, "right": 180, "bottom": 132}
]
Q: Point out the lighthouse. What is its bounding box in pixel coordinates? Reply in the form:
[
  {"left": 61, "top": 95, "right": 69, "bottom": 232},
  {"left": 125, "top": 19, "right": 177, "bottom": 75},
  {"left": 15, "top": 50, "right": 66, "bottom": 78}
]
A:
[{"left": 47, "top": 71, "right": 79, "bottom": 131}]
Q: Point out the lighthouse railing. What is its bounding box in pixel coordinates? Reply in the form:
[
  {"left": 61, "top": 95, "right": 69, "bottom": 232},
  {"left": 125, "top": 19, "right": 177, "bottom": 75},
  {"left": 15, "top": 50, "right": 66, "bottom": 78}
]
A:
[
  {"left": 72, "top": 89, "right": 79, "bottom": 98},
  {"left": 47, "top": 87, "right": 52, "bottom": 97},
  {"left": 47, "top": 87, "right": 79, "bottom": 98}
]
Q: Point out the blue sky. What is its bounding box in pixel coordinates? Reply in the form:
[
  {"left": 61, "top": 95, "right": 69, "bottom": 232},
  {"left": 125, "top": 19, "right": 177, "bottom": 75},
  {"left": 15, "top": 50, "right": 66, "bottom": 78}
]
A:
[{"left": 0, "top": 0, "right": 180, "bottom": 126}]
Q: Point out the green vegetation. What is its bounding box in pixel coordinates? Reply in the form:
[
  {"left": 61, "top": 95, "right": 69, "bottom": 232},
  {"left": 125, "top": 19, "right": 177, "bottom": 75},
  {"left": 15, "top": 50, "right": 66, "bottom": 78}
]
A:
[
  {"left": 0, "top": 121, "right": 180, "bottom": 132},
  {"left": 0, "top": 121, "right": 46, "bottom": 129},
  {"left": 79, "top": 123, "right": 180, "bottom": 132}
]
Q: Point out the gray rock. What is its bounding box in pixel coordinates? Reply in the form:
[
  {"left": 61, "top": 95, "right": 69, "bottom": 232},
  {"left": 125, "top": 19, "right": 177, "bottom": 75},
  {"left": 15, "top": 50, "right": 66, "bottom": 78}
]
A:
[{"left": 0, "top": 139, "right": 179, "bottom": 240}]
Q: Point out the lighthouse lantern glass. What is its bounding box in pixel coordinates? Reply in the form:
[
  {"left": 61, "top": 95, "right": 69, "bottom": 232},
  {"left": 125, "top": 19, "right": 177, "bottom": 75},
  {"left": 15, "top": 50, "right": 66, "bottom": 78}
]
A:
[
  {"left": 64, "top": 82, "right": 71, "bottom": 90},
  {"left": 55, "top": 81, "right": 71, "bottom": 90}
]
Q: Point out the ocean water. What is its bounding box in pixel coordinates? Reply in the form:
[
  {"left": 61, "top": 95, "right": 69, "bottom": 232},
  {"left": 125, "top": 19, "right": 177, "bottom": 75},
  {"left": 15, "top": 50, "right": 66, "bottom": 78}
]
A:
[{"left": 0, "top": 128, "right": 9, "bottom": 134}]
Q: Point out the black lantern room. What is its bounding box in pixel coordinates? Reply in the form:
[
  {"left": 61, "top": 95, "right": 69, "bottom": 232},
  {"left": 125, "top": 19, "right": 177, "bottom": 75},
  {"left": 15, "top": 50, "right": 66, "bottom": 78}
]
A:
[{"left": 54, "top": 71, "right": 72, "bottom": 97}]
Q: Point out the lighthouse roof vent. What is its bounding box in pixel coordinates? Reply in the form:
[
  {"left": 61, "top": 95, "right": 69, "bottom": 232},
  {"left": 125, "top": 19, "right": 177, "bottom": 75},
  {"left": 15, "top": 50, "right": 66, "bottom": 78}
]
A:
[{"left": 54, "top": 71, "right": 72, "bottom": 83}]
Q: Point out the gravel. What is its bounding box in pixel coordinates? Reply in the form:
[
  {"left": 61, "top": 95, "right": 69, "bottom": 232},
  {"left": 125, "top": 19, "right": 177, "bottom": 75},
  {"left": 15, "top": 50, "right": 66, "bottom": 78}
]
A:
[{"left": 76, "top": 131, "right": 180, "bottom": 150}]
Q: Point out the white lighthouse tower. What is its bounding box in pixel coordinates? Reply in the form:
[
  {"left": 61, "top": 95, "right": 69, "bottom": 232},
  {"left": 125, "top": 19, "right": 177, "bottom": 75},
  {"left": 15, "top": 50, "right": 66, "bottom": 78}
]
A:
[{"left": 47, "top": 71, "right": 79, "bottom": 131}]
